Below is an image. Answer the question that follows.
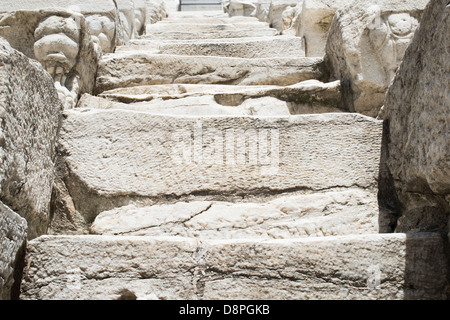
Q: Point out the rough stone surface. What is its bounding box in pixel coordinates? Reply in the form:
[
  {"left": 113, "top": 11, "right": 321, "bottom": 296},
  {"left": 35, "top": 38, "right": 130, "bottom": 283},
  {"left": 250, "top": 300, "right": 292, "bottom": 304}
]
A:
[
  {"left": 0, "top": 0, "right": 120, "bottom": 54},
  {"left": 224, "top": 0, "right": 258, "bottom": 17},
  {"left": 295, "top": 0, "right": 348, "bottom": 57},
  {"left": 95, "top": 53, "right": 324, "bottom": 93},
  {"left": 145, "top": 0, "right": 168, "bottom": 25},
  {"left": 146, "top": 21, "right": 269, "bottom": 33},
  {"left": 0, "top": 38, "right": 62, "bottom": 238},
  {"left": 267, "top": 0, "right": 299, "bottom": 31},
  {"left": 90, "top": 188, "right": 380, "bottom": 238},
  {"left": 119, "top": 35, "right": 305, "bottom": 58},
  {"left": 0, "top": 201, "right": 27, "bottom": 300},
  {"left": 20, "top": 233, "right": 449, "bottom": 300},
  {"left": 116, "top": 0, "right": 136, "bottom": 45},
  {"left": 94, "top": 80, "right": 344, "bottom": 114},
  {"left": 324, "top": 0, "right": 428, "bottom": 117},
  {"left": 58, "top": 110, "right": 382, "bottom": 223},
  {"left": 80, "top": 93, "right": 292, "bottom": 116},
  {"left": 383, "top": 0, "right": 450, "bottom": 234},
  {"left": 141, "top": 27, "right": 279, "bottom": 39},
  {"left": 0, "top": 9, "right": 99, "bottom": 109}
]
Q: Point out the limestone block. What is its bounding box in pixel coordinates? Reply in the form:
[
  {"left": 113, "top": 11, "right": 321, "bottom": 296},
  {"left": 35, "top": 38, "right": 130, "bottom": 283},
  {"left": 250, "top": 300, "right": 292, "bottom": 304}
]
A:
[
  {"left": 90, "top": 188, "right": 380, "bottom": 238},
  {"left": 96, "top": 80, "right": 344, "bottom": 113},
  {"left": 255, "top": 0, "right": 271, "bottom": 22},
  {"left": 79, "top": 93, "right": 292, "bottom": 116},
  {"left": 279, "top": 2, "right": 301, "bottom": 34},
  {"left": 116, "top": 0, "right": 136, "bottom": 44},
  {"left": 0, "top": 38, "right": 62, "bottom": 238},
  {"left": 95, "top": 53, "right": 323, "bottom": 93},
  {"left": 0, "top": 9, "right": 99, "bottom": 109},
  {"left": 295, "top": 0, "right": 347, "bottom": 57},
  {"left": 20, "top": 233, "right": 449, "bottom": 299},
  {"left": 224, "top": 0, "right": 258, "bottom": 17},
  {"left": 267, "top": 0, "right": 300, "bottom": 31},
  {"left": 324, "top": 0, "right": 428, "bottom": 117},
  {"left": 383, "top": 0, "right": 450, "bottom": 233},
  {"left": 0, "top": 0, "right": 120, "bottom": 54},
  {"left": 145, "top": 0, "right": 168, "bottom": 25},
  {"left": 0, "top": 202, "right": 27, "bottom": 300},
  {"left": 133, "top": 0, "right": 147, "bottom": 36},
  {"left": 119, "top": 36, "right": 304, "bottom": 58},
  {"left": 140, "top": 27, "right": 279, "bottom": 39},
  {"left": 58, "top": 110, "right": 382, "bottom": 222},
  {"left": 145, "top": 21, "right": 269, "bottom": 33}
]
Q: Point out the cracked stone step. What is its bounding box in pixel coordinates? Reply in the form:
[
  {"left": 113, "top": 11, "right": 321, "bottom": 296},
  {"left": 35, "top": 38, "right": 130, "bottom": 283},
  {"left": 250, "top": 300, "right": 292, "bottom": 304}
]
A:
[
  {"left": 89, "top": 188, "right": 380, "bottom": 238},
  {"left": 58, "top": 111, "right": 382, "bottom": 223},
  {"left": 20, "top": 233, "right": 448, "bottom": 300},
  {"left": 117, "top": 36, "right": 305, "bottom": 58},
  {"left": 95, "top": 53, "right": 324, "bottom": 94},
  {"left": 85, "top": 80, "right": 344, "bottom": 115},
  {"left": 80, "top": 93, "right": 293, "bottom": 116}
]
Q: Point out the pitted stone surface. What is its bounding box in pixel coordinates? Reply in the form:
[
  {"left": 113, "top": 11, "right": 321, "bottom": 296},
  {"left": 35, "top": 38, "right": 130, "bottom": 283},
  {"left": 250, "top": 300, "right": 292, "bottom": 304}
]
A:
[
  {"left": 384, "top": 0, "right": 450, "bottom": 233},
  {"left": 95, "top": 53, "right": 324, "bottom": 93},
  {"left": 118, "top": 35, "right": 305, "bottom": 58},
  {"left": 20, "top": 233, "right": 448, "bottom": 300},
  {"left": 0, "top": 38, "right": 62, "bottom": 238},
  {"left": 90, "top": 188, "right": 380, "bottom": 238},
  {"left": 58, "top": 110, "right": 382, "bottom": 222},
  {"left": 324, "top": 0, "right": 428, "bottom": 117},
  {"left": 0, "top": 202, "right": 27, "bottom": 300}
]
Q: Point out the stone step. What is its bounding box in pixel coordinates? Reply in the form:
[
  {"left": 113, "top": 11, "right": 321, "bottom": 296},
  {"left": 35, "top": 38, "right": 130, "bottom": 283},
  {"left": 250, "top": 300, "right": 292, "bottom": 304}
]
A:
[
  {"left": 166, "top": 10, "right": 229, "bottom": 19},
  {"left": 89, "top": 188, "right": 380, "bottom": 238},
  {"left": 178, "top": 4, "right": 223, "bottom": 11},
  {"left": 58, "top": 111, "right": 382, "bottom": 223},
  {"left": 146, "top": 22, "right": 270, "bottom": 33},
  {"left": 140, "top": 28, "right": 280, "bottom": 40},
  {"left": 95, "top": 53, "right": 323, "bottom": 94},
  {"left": 161, "top": 16, "right": 262, "bottom": 24},
  {"left": 87, "top": 81, "right": 344, "bottom": 115},
  {"left": 81, "top": 93, "right": 293, "bottom": 116},
  {"left": 20, "top": 233, "right": 448, "bottom": 299},
  {"left": 117, "top": 36, "right": 305, "bottom": 58}
]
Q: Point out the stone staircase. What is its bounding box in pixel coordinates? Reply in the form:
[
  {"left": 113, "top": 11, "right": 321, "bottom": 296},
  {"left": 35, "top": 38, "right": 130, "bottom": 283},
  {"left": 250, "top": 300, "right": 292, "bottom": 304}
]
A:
[{"left": 20, "top": 10, "right": 448, "bottom": 300}]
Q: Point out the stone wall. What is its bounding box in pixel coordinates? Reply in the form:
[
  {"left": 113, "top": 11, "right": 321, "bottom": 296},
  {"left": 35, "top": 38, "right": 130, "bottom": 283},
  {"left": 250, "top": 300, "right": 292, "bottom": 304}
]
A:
[
  {"left": 383, "top": 0, "right": 449, "bottom": 237},
  {"left": 0, "top": 38, "right": 63, "bottom": 239},
  {"left": 0, "top": 202, "right": 27, "bottom": 300}
]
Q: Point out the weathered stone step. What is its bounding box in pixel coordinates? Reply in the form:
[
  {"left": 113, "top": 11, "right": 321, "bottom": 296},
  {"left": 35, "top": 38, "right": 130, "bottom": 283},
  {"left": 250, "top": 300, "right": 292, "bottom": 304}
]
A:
[
  {"left": 81, "top": 93, "right": 293, "bottom": 116},
  {"left": 98, "top": 81, "right": 340, "bottom": 104},
  {"left": 146, "top": 22, "right": 270, "bottom": 33},
  {"left": 140, "top": 28, "right": 279, "bottom": 40},
  {"left": 89, "top": 188, "right": 380, "bottom": 238},
  {"left": 95, "top": 53, "right": 323, "bottom": 94},
  {"left": 58, "top": 111, "right": 382, "bottom": 223},
  {"left": 178, "top": 3, "right": 223, "bottom": 12},
  {"left": 20, "top": 233, "right": 448, "bottom": 299},
  {"left": 86, "top": 81, "right": 344, "bottom": 115},
  {"left": 165, "top": 10, "right": 229, "bottom": 19},
  {"left": 117, "top": 36, "right": 305, "bottom": 58},
  {"left": 161, "top": 16, "right": 262, "bottom": 24}
]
